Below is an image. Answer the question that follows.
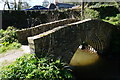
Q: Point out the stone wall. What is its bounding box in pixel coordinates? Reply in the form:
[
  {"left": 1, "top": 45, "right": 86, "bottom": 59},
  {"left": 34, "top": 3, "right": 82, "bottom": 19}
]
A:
[
  {"left": 28, "top": 19, "right": 115, "bottom": 63},
  {"left": 16, "top": 18, "right": 78, "bottom": 44},
  {"left": 1, "top": 9, "right": 81, "bottom": 29}
]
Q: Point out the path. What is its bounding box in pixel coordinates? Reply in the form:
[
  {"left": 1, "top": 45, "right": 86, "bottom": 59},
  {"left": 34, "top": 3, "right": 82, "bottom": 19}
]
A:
[{"left": 0, "top": 45, "right": 30, "bottom": 67}]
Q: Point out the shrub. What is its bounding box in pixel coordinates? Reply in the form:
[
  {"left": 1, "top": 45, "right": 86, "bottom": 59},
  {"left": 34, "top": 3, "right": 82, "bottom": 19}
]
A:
[
  {"left": 116, "top": 14, "right": 120, "bottom": 20},
  {"left": 0, "top": 42, "right": 21, "bottom": 53},
  {"left": 0, "top": 54, "right": 73, "bottom": 80},
  {"left": 103, "top": 14, "right": 120, "bottom": 26},
  {"left": 0, "top": 26, "right": 18, "bottom": 45},
  {"left": 84, "top": 8, "right": 100, "bottom": 19},
  {"left": 91, "top": 5, "right": 119, "bottom": 19},
  {"left": 0, "top": 26, "right": 21, "bottom": 53},
  {"left": 0, "top": 29, "right": 4, "bottom": 38}
]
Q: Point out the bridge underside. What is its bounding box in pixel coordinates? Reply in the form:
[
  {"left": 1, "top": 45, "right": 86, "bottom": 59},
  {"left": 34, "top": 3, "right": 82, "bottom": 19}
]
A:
[{"left": 28, "top": 19, "right": 114, "bottom": 63}]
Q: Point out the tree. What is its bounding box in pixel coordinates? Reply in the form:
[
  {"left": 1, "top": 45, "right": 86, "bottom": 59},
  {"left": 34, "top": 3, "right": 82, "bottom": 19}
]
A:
[
  {"left": 114, "top": 0, "right": 120, "bottom": 11},
  {"left": 1, "top": 0, "right": 31, "bottom": 10},
  {"left": 2, "top": 0, "right": 11, "bottom": 10}
]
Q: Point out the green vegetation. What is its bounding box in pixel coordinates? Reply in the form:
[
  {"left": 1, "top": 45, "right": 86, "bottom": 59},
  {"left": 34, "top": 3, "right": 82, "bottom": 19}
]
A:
[
  {"left": 90, "top": 2, "right": 119, "bottom": 8},
  {"left": 0, "top": 26, "right": 21, "bottom": 53},
  {"left": 92, "top": 5, "right": 119, "bottom": 19},
  {"left": 0, "top": 42, "right": 21, "bottom": 53},
  {"left": 88, "top": 4, "right": 120, "bottom": 26},
  {"left": 0, "top": 54, "right": 73, "bottom": 80},
  {"left": 103, "top": 14, "right": 120, "bottom": 26},
  {"left": 84, "top": 8, "right": 100, "bottom": 19}
]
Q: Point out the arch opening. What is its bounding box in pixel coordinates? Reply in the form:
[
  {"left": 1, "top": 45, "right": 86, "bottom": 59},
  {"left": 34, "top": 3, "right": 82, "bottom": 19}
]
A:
[{"left": 70, "top": 42, "right": 99, "bottom": 66}]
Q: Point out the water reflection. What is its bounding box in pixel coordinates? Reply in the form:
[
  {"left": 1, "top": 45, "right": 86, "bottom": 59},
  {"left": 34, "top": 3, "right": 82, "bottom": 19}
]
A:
[{"left": 70, "top": 46, "right": 99, "bottom": 66}]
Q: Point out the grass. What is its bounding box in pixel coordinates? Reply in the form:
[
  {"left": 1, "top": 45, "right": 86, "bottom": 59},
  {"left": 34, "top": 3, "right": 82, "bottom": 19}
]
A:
[
  {"left": 0, "top": 60, "right": 10, "bottom": 70},
  {"left": 0, "top": 42, "right": 21, "bottom": 53},
  {"left": 0, "top": 53, "right": 29, "bottom": 72}
]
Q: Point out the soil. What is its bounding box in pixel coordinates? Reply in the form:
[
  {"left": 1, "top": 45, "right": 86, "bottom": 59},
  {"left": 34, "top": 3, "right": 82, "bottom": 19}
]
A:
[{"left": 0, "top": 45, "right": 30, "bottom": 67}]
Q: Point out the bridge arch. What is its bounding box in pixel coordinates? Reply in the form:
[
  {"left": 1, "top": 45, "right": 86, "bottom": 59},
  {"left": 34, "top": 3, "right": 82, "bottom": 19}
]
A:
[{"left": 28, "top": 19, "right": 114, "bottom": 63}]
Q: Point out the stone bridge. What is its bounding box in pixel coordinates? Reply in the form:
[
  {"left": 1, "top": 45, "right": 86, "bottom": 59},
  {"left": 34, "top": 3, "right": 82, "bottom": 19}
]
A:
[
  {"left": 26, "top": 19, "right": 119, "bottom": 63},
  {"left": 16, "top": 18, "right": 78, "bottom": 44}
]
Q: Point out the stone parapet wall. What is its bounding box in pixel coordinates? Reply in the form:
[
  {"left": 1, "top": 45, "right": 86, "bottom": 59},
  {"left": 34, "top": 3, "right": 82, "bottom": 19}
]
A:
[
  {"left": 16, "top": 18, "right": 78, "bottom": 44},
  {"left": 28, "top": 19, "right": 115, "bottom": 63},
  {"left": 1, "top": 9, "right": 81, "bottom": 29}
]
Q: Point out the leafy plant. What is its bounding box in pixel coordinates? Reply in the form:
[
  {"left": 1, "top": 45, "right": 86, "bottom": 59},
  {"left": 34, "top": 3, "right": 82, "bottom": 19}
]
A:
[
  {"left": 0, "top": 26, "right": 21, "bottom": 53},
  {"left": 0, "top": 26, "right": 18, "bottom": 45},
  {"left": 92, "top": 5, "right": 119, "bottom": 19},
  {"left": 0, "top": 54, "right": 73, "bottom": 80},
  {"left": 84, "top": 8, "right": 100, "bottom": 19},
  {"left": 0, "top": 42, "right": 21, "bottom": 53},
  {"left": 0, "top": 29, "right": 4, "bottom": 38},
  {"left": 103, "top": 14, "right": 120, "bottom": 26}
]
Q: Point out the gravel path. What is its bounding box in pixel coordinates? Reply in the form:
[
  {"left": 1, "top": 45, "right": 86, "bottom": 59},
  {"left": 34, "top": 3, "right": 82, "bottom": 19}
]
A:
[{"left": 0, "top": 45, "right": 30, "bottom": 67}]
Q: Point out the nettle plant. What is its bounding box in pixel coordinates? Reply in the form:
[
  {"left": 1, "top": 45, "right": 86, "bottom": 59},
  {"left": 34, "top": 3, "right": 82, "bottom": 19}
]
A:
[{"left": 0, "top": 54, "right": 73, "bottom": 80}]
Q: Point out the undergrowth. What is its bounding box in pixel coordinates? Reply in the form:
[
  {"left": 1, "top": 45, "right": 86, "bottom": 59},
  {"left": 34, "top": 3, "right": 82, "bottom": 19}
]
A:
[
  {"left": 103, "top": 14, "right": 120, "bottom": 26},
  {"left": 0, "top": 26, "right": 21, "bottom": 53},
  {"left": 0, "top": 54, "right": 73, "bottom": 80}
]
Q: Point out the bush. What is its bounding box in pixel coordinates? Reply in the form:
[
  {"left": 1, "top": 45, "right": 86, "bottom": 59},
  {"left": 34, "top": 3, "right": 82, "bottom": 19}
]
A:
[
  {"left": 0, "top": 26, "right": 18, "bottom": 45},
  {"left": 0, "top": 42, "right": 21, "bottom": 53},
  {"left": 103, "top": 14, "right": 120, "bottom": 26},
  {"left": 0, "top": 29, "right": 4, "bottom": 38},
  {"left": 84, "top": 8, "right": 100, "bottom": 19},
  {"left": 0, "top": 54, "right": 73, "bottom": 80},
  {"left": 91, "top": 5, "right": 119, "bottom": 19},
  {"left": 0, "top": 26, "right": 21, "bottom": 53}
]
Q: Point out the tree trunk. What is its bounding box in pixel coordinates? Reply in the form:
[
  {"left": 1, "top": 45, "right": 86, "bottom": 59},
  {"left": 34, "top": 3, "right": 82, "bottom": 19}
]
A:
[
  {"left": 3, "top": 0, "right": 10, "bottom": 10},
  {"left": 18, "top": 0, "right": 22, "bottom": 10},
  {"left": 14, "top": 0, "right": 17, "bottom": 10}
]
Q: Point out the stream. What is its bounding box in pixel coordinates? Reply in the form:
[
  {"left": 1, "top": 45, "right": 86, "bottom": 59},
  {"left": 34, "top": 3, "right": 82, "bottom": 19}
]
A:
[{"left": 69, "top": 47, "right": 120, "bottom": 80}]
